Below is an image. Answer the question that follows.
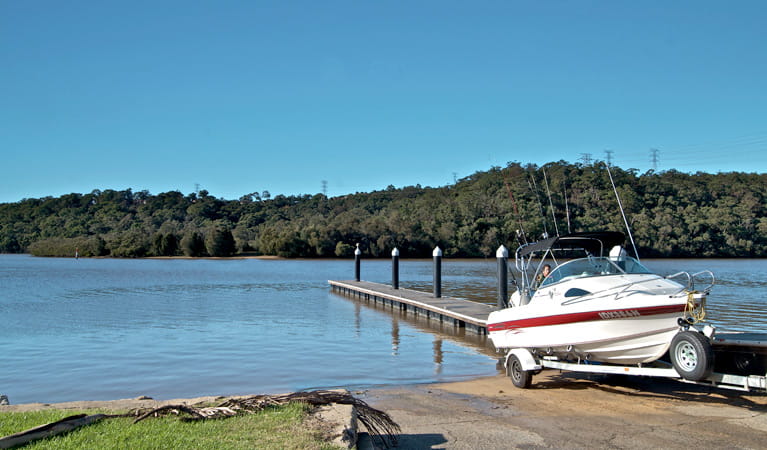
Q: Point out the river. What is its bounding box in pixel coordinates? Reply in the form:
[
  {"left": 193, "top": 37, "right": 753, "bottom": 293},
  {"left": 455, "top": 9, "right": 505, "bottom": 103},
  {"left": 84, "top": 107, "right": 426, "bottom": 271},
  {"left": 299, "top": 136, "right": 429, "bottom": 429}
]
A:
[{"left": 1, "top": 255, "right": 765, "bottom": 404}]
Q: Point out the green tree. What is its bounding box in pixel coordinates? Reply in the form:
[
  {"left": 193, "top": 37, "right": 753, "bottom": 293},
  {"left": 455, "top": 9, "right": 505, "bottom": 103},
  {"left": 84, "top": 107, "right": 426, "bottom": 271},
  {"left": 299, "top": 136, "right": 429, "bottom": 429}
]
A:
[
  {"left": 3, "top": 162, "right": 767, "bottom": 258},
  {"left": 335, "top": 241, "right": 354, "bottom": 257},
  {"left": 206, "top": 227, "right": 236, "bottom": 257},
  {"left": 153, "top": 232, "right": 178, "bottom": 256},
  {"left": 181, "top": 231, "right": 207, "bottom": 257},
  {"left": 162, "top": 233, "right": 178, "bottom": 256}
]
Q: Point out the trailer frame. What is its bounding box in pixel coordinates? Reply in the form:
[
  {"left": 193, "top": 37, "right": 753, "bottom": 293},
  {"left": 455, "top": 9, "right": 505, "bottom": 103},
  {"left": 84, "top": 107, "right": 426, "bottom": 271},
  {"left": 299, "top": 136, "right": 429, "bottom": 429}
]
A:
[{"left": 504, "top": 347, "right": 767, "bottom": 393}]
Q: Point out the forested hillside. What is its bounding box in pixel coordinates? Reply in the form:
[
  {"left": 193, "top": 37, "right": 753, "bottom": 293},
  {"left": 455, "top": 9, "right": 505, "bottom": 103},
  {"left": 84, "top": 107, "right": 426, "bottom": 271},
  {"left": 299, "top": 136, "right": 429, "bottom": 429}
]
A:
[{"left": 1, "top": 161, "right": 766, "bottom": 258}]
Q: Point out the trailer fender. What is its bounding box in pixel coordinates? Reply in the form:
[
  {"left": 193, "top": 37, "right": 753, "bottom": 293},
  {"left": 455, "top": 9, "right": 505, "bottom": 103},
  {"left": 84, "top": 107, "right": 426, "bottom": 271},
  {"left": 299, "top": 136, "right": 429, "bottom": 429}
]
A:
[{"left": 506, "top": 348, "right": 542, "bottom": 372}]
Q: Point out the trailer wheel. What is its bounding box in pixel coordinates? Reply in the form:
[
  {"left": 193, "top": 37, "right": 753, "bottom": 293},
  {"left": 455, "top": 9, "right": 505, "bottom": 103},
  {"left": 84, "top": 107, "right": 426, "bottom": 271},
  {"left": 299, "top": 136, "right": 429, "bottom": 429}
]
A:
[
  {"left": 508, "top": 354, "right": 533, "bottom": 389},
  {"left": 670, "top": 331, "right": 713, "bottom": 381}
]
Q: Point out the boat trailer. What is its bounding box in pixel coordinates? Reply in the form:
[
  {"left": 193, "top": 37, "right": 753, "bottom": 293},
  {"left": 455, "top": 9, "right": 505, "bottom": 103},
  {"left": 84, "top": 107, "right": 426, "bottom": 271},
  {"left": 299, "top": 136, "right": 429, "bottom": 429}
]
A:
[{"left": 503, "top": 327, "right": 767, "bottom": 393}]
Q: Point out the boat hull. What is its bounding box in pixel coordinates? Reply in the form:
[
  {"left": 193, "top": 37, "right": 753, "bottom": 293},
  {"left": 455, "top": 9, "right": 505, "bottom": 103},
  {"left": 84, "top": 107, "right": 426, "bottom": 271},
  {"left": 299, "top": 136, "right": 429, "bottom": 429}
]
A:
[
  {"left": 490, "top": 313, "right": 682, "bottom": 364},
  {"left": 488, "top": 284, "right": 691, "bottom": 364}
]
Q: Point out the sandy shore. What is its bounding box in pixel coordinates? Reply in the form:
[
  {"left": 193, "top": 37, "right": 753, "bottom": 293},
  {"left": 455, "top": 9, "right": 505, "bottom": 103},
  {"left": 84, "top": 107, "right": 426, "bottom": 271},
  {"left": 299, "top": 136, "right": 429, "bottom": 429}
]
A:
[
  {"left": 359, "top": 371, "right": 767, "bottom": 449},
  {"left": 144, "top": 254, "right": 286, "bottom": 260},
  {"left": 4, "top": 371, "right": 767, "bottom": 449}
]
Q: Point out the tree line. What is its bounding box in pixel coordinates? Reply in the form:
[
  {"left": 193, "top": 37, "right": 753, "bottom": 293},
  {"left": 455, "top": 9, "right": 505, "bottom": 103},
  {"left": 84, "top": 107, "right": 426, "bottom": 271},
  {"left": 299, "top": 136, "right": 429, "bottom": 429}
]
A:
[{"left": 1, "top": 161, "right": 766, "bottom": 258}]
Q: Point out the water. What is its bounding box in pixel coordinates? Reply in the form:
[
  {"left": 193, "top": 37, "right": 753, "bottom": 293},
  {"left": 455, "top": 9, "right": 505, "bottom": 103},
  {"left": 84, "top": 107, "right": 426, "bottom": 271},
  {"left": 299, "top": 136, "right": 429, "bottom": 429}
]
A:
[
  {"left": 1, "top": 255, "right": 765, "bottom": 404},
  {"left": 0, "top": 255, "right": 498, "bottom": 404},
  {"left": 641, "top": 258, "right": 767, "bottom": 334}
]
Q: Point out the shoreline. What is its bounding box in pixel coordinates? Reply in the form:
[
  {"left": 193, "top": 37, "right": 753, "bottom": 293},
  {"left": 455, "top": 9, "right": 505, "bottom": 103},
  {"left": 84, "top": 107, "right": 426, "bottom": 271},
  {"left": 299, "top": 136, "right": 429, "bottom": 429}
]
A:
[
  {"left": 6, "top": 371, "right": 767, "bottom": 413},
  {"left": 10, "top": 253, "right": 767, "bottom": 261},
  {"left": 5, "top": 372, "right": 767, "bottom": 448}
]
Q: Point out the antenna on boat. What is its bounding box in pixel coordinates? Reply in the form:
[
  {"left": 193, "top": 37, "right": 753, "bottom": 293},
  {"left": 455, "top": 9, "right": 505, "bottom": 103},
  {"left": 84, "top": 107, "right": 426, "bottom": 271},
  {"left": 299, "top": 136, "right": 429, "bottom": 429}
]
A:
[
  {"left": 542, "top": 167, "right": 560, "bottom": 236},
  {"left": 527, "top": 171, "right": 549, "bottom": 237},
  {"left": 605, "top": 162, "right": 640, "bottom": 261}
]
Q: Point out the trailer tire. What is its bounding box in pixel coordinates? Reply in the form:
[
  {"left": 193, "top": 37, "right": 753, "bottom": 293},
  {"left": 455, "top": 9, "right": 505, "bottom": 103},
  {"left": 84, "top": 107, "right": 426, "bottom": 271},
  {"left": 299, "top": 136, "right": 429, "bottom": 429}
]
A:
[
  {"left": 670, "top": 331, "right": 713, "bottom": 381},
  {"left": 508, "top": 354, "right": 533, "bottom": 389}
]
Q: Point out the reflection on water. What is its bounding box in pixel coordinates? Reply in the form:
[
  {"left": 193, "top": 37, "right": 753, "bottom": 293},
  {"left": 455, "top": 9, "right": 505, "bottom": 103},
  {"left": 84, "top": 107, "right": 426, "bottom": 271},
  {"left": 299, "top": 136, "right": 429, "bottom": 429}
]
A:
[
  {"left": 1, "top": 255, "right": 765, "bottom": 405},
  {"left": 391, "top": 318, "right": 400, "bottom": 356},
  {"left": 433, "top": 339, "right": 443, "bottom": 375}
]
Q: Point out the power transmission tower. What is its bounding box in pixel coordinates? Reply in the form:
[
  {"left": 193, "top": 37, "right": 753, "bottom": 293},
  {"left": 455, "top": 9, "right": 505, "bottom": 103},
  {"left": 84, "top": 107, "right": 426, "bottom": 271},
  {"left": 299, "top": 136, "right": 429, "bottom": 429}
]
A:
[
  {"left": 604, "top": 149, "right": 614, "bottom": 167},
  {"left": 579, "top": 153, "right": 593, "bottom": 165},
  {"left": 321, "top": 180, "right": 328, "bottom": 197},
  {"left": 650, "top": 148, "right": 660, "bottom": 171},
  {"left": 194, "top": 183, "right": 200, "bottom": 195}
]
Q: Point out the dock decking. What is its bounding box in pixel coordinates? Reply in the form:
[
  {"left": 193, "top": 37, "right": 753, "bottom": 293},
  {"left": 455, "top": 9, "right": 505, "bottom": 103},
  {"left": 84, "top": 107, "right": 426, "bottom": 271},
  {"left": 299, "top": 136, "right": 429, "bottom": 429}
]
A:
[{"left": 328, "top": 280, "right": 497, "bottom": 334}]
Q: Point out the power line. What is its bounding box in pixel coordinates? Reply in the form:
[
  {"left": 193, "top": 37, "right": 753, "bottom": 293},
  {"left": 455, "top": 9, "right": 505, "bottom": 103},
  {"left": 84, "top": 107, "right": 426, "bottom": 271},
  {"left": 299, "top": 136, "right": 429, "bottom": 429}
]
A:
[
  {"left": 604, "top": 149, "right": 614, "bottom": 167},
  {"left": 650, "top": 148, "right": 660, "bottom": 171},
  {"left": 611, "top": 132, "right": 767, "bottom": 168}
]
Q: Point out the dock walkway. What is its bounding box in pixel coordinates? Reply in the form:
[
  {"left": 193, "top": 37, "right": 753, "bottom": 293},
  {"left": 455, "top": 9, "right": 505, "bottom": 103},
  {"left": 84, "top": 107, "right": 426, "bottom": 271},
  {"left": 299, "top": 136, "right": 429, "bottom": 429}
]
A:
[{"left": 328, "top": 280, "right": 497, "bottom": 334}]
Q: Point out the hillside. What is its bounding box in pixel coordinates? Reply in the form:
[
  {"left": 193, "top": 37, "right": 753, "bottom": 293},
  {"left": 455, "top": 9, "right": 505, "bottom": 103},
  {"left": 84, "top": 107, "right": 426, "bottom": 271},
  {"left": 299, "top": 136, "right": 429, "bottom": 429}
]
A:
[{"left": 1, "top": 161, "right": 766, "bottom": 258}]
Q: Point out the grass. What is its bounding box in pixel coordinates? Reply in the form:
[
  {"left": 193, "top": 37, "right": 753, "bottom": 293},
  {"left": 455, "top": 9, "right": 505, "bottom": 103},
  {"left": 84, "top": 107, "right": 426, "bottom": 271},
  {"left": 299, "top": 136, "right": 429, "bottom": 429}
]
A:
[{"left": 0, "top": 403, "right": 341, "bottom": 449}]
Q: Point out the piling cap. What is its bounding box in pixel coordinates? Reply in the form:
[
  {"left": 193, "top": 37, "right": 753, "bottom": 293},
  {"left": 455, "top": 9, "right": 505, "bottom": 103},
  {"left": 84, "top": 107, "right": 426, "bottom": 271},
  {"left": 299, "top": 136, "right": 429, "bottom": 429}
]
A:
[
  {"left": 354, "top": 243, "right": 361, "bottom": 255},
  {"left": 392, "top": 247, "right": 399, "bottom": 256},
  {"left": 433, "top": 246, "right": 442, "bottom": 257},
  {"left": 496, "top": 245, "right": 508, "bottom": 258}
]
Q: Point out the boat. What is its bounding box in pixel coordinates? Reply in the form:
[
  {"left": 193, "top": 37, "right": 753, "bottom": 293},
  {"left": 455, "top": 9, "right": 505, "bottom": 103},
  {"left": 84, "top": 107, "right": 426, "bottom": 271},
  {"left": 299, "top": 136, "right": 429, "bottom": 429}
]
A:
[{"left": 487, "top": 231, "right": 715, "bottom": 376}]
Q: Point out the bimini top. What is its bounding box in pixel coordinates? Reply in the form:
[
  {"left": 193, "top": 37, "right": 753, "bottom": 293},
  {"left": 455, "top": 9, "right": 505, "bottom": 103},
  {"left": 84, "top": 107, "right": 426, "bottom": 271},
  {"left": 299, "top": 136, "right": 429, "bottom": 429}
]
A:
[{"left": 517, "top": 231, "right": 626, "bottom": 258}]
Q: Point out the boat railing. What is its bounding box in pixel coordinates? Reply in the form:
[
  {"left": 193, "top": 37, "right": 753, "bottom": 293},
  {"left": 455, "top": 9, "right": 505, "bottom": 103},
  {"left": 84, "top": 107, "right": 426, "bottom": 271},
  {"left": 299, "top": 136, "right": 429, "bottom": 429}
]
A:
[
  {"left": 665, "top": 270, "right": 716, "bottom": 294},
  {"left": 665, "top": 271, "right": 691, "bottom": 290},
  {"left": 692, "top": 270, "right": 716, "bottom": 293}
]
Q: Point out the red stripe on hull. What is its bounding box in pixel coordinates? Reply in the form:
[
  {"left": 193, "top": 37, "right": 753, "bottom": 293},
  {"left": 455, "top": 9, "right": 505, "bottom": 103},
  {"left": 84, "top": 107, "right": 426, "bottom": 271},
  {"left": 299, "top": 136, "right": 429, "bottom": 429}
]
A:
[{"left": 487, "top": 304, "right": 686, "bottom": 333}]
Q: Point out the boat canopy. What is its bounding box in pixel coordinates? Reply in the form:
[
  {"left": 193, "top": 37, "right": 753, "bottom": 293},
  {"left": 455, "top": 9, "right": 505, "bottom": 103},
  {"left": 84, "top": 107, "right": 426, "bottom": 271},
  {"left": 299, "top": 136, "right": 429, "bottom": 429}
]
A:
[{"left": 517, "top": 231, "right": 626, "bottom": 258}]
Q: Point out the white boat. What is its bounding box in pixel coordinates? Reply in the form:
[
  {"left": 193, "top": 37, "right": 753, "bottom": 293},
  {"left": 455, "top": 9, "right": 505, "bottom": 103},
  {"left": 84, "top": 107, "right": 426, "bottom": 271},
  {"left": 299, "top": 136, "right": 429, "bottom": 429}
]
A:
[{"left": 488, "top": 232, "right": 714, "bottom": 370}]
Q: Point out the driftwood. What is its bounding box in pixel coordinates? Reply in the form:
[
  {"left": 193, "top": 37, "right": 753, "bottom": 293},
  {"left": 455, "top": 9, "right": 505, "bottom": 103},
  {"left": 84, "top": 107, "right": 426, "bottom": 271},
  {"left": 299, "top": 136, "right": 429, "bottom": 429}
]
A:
[
  {"left": 132, "top": 405, "right": 237, "bottom": 423},
  {"left": 0, "top": 414, "right": 108, "bottom": 449},
  {"left": 132, "top": 390, "right": 401, "bottom": 447}
]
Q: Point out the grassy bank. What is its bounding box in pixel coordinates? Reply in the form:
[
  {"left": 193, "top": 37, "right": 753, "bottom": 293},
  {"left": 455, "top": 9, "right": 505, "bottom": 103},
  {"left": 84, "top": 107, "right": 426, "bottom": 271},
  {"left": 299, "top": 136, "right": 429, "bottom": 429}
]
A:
[{"left": 0, "top": 404, "right": 339, "bottom": 449}]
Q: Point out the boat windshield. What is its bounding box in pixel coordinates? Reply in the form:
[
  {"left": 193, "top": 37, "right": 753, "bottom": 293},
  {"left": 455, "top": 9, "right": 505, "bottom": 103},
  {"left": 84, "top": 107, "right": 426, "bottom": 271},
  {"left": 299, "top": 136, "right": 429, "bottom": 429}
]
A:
[{"left": 539, "top": 256, "right": 652, "bottom": 288}]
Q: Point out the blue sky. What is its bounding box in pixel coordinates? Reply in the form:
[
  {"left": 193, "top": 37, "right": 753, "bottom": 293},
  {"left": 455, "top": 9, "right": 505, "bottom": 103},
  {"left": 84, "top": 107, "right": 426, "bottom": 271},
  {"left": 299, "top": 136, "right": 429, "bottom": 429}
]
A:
[{"left": 1, "top": 1, "right": 765, "bottom": 203}]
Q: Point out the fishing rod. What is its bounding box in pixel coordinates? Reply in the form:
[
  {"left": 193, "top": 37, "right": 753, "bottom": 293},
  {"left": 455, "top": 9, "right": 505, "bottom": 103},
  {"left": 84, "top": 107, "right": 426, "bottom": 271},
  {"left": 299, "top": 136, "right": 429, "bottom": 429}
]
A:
[
  {"left": 501, "top": 167, "right": 528, "bottom": 245},
  {"left": 563, "top": 183, "right": 572, "bottom": 234},
  {"left": 605, "top": 162, "right": 640, "bottom": 261},
  {"left": 541, "top": 167, "right": 560, "bottom": 236},
  {"left": 527, "top": 171, "right": 549, "bottom": 238}
]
